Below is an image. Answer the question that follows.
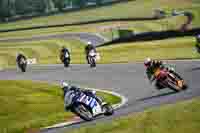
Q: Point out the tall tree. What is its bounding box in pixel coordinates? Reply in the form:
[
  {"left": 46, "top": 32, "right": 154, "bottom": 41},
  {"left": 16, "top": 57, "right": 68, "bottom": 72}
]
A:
[
  {"left": 44, "top": 0, "right": 56, "bottom": 13},
  {"left": 0, "top": 0, "right": 10, "bottom": 18}
]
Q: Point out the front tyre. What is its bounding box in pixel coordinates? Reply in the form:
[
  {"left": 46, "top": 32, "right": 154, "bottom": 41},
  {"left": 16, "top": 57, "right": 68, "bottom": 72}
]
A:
[
  {"left": 90, "top": 57, "right": 96, "bottom": 68},
  {"left": 167, "top": 73, "right": 187, "bottom": 92},
  {"left": 102, "top": 104, "right": 114, "bottom": 116},
  {"left": 20, "top": 63, "right": 26, "bottom": 72},
  {"left": 73, "top": 104, "right": 93, "bottom": 121}
]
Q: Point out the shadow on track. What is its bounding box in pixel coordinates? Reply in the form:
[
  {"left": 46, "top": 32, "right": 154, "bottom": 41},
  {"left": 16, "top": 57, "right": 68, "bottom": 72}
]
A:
[
  {"left": 189, "top": 67, "right": 200, "bottom": 71},
  {"left": 137, "top": 91, "right": 178, "bottom": 102},
  {"left": 98, "top": 28, "right": 200, "bottom": 47}
]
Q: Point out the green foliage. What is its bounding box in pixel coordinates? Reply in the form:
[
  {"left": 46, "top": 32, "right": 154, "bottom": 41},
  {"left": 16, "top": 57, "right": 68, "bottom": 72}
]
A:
[
  {"left": 0, "top": 0, "right": 10, "bottom": 18},
  {"left": 53, "top": 0, "right": 65, "bottom": 11},
  {"left": 72, "top": 0, "right": 86, "bottom": 8},
  {"left": 15, "top": 0, "right": 47, "bottom": 14}
]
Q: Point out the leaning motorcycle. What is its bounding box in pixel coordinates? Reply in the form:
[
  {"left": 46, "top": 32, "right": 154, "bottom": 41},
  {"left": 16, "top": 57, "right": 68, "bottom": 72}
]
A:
[
  {"left": 18, "top": 58, "right": 27, "bottom": 72},
  {"left": 153, "top": 67, "right": 187, "bottom": 92},
  {"left": 64, "top": 91, "right": 114, "bottom": 121},
  {"left": 88, "top": 50, "right": 96, "bottom": 68}
]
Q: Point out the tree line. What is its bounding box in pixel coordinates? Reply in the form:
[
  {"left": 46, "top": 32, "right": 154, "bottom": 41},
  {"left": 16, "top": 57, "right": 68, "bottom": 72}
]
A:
[{"left": 0, "top": 0, "right": 103, "bottom": 20}]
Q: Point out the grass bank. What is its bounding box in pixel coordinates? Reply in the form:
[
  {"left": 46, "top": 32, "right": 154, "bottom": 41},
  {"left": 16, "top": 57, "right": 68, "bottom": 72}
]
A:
[
  {"left": 0, "top": 15, "right": 186, "bottom": 41},
  {"left": 97, "top": 37, "right": 200, "bottom": 63},
  {"left": 0, "top": 80, "right": 121, "bottom": 133},
  {"left": 0, "top": 37, "right": 199, "bottom": 68},
  {"left": 70, "top": 97, "right": 200, "bottom": 133},
  {"left": 0, "top": 39, "right": 86, "bottom": 68}
]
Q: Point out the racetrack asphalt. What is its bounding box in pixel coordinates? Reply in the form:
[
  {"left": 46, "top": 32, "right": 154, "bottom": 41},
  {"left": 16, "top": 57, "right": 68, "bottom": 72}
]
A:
[
  {"left": 0, "top": 33, "right": 200, "bottom": 133},
  {"left": 0, "top": 61, "right": 200, "bottom": 133},
  {"left": 0, "top": 32, "right": 106, "bottom": 46}
]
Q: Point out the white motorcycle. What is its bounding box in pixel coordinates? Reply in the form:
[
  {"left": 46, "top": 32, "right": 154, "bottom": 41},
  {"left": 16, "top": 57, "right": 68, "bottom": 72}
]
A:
[
  {"left": 88, "top": 50, "right": 97, "bottom": 68},
  {"left": 64, "top": 90, "right": 114, "bottom": 121}
]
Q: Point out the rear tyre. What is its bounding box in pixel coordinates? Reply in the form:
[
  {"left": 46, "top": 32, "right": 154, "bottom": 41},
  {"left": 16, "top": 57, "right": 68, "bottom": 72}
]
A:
[
  {"left": 64, "top": 59, "right": 70, "bottom": 67},
  {"left": 73, "top": 104, "right": 93, "bottom": 121},
  {"left": 21, "top": 64, "right": 26, "bottom": 72},
  {"left": 90, "top": 57, "right": 96, "bottom": 68}
]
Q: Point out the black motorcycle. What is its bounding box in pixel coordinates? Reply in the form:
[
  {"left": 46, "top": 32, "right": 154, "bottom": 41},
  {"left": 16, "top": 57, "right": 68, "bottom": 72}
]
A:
[
  {"left": 18, "top": 58, "right": 27, "bottom": 72},
  {"left": 61, "top": 52, "right": 70, "bottom": 67}
]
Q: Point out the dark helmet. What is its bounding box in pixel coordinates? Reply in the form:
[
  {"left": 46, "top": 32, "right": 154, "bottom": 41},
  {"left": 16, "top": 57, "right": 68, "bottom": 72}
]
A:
[{"left": 144, "top": 57, "right": 152, "bottom": 68}]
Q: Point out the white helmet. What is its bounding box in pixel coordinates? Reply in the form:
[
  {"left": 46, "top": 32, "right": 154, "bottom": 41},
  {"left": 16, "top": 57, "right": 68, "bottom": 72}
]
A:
[
  {"left": 62, "top": 81, "right": 69, "bottom": 87},
  {"left": 144, "top": 57, "right": 152, "bottom": 67},
  {"left": 87, "top": 41, "right": 92, "bottom": 45}
]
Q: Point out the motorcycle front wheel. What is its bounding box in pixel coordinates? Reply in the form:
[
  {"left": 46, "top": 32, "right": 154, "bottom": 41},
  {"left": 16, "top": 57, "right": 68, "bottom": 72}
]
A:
[
  {"left": 102, "top": 104, "right": 114, "bottom": 116},
  {"left": 73, "top": 104, "right": 93, "bottom": 121}
]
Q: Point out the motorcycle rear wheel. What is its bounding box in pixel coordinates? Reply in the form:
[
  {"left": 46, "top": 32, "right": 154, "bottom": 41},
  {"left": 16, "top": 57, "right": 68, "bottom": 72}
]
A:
[
  {"left": 89, "top": 57, "right": 96, "bottom": 68},
  {"left": 20, "top": 64, "right": 26, "bottom": 72}
]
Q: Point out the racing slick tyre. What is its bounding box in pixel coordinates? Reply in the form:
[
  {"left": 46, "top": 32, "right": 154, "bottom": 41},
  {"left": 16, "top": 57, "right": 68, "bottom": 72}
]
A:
[
  {"left": 167, "top": 73, "right": 187, "bottom": 92},
  {"left": 73, "top": 103, "right": 93, "bottom": 121},
  {"left": 89, "top": 57, "right": 96, "bottom": 68},
  {"left": 102, "top": 103, "right": 114, "bottom": 116},
  {"left": 20, "top": 64, "right": 26, "bottom": 72},
  {"left": 64, "top": 59, "right": 70, "bottom": 67}
]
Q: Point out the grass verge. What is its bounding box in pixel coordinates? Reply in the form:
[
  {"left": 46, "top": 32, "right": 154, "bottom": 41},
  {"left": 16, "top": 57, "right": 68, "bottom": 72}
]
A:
[
  {"left": 70, "top": 97, "right": 200, "bottom": 133},
  {"left": 0, "top": 15, "right": 186, "bottom": 41},
  {"left": 97, "top": 37, "right": 200, "bottom": 63},
  {"left": 0, "top": 39, "right": 86, "bottom": 68},
  {"left": 0, "top": 37, "right": 199, "bottom": 68},
  {"left": 0, "top": 80, "right": 121, "bottom": 133}
]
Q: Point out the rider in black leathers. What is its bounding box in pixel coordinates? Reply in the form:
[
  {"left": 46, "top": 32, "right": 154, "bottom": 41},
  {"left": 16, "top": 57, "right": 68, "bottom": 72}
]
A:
[
  {"left": 16, "top": 53, "right": 27, "bottom": 68},
  {"left": 60, "top": 46, "right": 70, "bottom": 64}
]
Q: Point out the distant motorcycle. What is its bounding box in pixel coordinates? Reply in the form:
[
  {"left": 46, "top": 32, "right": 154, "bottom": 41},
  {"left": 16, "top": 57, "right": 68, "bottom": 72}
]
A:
[
  {"left": 18, "top": 58, "right": 27, "bottom": 72},
  {"left": 64, "top": 90, "right": 114, "bottom": 121},
  {"left": 88, "top": 50, "right": 97, "bottom": 68},
  {"left": 153, "top": 67, "right": 187, "bottom": 92},
  {"left": 61, "top": 51, "right": 70, "bottom": 67}
]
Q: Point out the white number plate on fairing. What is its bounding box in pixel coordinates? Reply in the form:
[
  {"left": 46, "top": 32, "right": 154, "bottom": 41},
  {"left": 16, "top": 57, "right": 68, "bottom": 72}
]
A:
[{"left": 77, "top": 93, "right": 102, "bottom": 115}]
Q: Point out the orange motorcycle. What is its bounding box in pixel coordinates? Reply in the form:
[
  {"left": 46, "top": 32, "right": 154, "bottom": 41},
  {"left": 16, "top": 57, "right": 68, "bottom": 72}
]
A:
[{"left": 153, "top": 68, "right": 187, "bottom": 92}]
